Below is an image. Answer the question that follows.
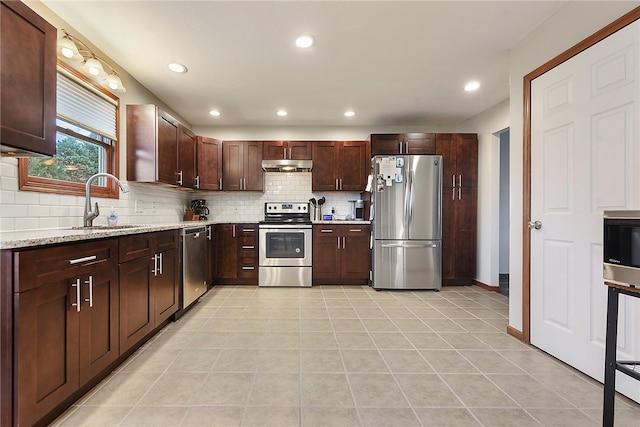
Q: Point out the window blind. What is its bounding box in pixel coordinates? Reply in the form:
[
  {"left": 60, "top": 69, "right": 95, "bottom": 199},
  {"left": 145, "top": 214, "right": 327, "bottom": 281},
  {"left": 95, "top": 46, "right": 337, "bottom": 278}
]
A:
[{"left": 57, "top": 72, "right": 117, "bottom": 140}]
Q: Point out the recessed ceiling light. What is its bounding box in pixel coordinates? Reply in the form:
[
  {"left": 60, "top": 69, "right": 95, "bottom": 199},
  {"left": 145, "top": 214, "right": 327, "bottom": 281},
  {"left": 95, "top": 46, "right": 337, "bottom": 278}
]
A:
[
  {"left": 277, "top": 109, "right": 288, "bottom": 117},
  {"left": 209, "top": 110, "right": 220, "bottom": 117},
  {"left": 464, "top": 81, "right": 480, "bottom": 92},
  {"left": 344, "top": 110, "right": 355, "bottom": 117},
  {"left": 295, "top": 35, "right": 315, "bottom": 48},
  {"left": 168, "top": 62, "right": 188, "bottom": 73}
]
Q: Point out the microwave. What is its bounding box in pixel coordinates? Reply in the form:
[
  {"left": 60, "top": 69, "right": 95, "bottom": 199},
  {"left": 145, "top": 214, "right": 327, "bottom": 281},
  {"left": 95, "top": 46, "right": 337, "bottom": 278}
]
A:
[{"left": 603, "top": 210, "right": 640, "bottom": 287}]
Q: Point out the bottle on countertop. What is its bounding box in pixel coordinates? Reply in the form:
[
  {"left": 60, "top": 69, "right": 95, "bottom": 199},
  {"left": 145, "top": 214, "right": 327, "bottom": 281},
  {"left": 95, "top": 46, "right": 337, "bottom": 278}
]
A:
[{"left": 107, "top": 207, "right": 118, "bottom": 227}]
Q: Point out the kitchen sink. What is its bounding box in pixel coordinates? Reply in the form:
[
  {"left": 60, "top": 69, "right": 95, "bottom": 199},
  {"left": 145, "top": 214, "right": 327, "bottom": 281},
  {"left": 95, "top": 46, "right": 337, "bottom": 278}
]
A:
[{"left": 70, "top": 225, "right": 146, "bottom": 230}]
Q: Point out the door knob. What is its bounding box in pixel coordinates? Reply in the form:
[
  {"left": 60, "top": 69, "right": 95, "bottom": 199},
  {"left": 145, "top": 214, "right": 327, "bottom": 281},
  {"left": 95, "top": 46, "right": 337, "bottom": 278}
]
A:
[{"left": 528, "top": 220, "right": 542, "bottom": 230}]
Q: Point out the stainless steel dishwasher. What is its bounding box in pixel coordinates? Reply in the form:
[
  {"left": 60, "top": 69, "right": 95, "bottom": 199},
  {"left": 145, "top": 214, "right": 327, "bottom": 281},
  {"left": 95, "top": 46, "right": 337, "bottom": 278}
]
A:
[{"left": 179, "top": 225, "right": 207, "bottom": 316}]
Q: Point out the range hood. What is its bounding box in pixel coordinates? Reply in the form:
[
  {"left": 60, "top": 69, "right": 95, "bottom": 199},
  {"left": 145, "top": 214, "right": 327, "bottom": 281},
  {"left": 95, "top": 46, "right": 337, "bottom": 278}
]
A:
[{"left": 261, "top": 159, "right": 313, "bottom": 172}]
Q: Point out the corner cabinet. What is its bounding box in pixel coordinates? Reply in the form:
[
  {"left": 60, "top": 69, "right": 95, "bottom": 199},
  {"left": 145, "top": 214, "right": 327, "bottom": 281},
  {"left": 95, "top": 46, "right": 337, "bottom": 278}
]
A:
[
  {"left": 0, "top": 0, "right": 56, "bottom": 156},
  {"left": 312, "top": 141, "right": 370, "bottom": 191},
  {"left": 313, "top": 224, "right": 371, "bottom": 285},
  {"left": 11, "top": 239, "right": 119, "bottom": 427},
  {"left": 369, "top": 133, "right": 435, "bottom": 156},
  {"left": 222, "top": 141, "right": 263, "bottom": 191},
  {"left": 436, "top": 133, "right": 478, "bottom": 285}
]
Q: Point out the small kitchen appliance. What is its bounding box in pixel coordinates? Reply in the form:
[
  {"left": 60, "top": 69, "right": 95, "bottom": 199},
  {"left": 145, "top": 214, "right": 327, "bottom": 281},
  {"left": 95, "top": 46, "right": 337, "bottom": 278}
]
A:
[
  {"left": 190, "top": 199, "right": 209, "bottom": 220},
  {"left": 603, "top": 210, "right": 640, "bottom": 287},
  {"left": 348, "top": 199, "right": 365, "bottom": 220},
  {"left": 259, "top": 202, "right": 312, "bottom": 287}
]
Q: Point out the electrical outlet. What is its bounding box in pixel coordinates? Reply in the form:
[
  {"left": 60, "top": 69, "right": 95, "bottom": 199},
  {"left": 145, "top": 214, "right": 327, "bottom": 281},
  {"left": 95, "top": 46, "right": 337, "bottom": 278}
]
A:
[
  {"left": 134, "top": 200, "right": 143, "bottom": 213},
  {"left": 152, "top": 202, "right": 157, "bottom": 213}
]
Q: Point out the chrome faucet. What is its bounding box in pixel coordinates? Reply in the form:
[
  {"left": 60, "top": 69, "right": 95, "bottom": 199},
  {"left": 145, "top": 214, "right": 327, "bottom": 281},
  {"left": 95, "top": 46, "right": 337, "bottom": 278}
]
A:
[{"left": 84, "top": 173, "right": 129, "bottom": 227}]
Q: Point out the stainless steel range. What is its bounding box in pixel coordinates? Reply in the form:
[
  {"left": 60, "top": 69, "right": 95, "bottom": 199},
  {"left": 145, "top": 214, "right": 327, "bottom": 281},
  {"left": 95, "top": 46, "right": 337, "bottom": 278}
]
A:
[{"left": 259, "top": 202, "right": 312, "bottom": 287}]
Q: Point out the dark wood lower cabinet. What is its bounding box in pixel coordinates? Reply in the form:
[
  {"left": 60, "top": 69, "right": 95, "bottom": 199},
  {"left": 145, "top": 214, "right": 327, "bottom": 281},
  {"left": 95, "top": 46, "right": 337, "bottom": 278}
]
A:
[
  {"left": 313, "top": 224, "right": 370, "bottom": 285},
  {"left": 4, "top": 230, "right": 180, "bottom": 426},
  {"left": 215, "top": 224, "right": 258, "bottom": 285},
  {"left": 15, "top": 266, "right": 118, "bottom": 427}
]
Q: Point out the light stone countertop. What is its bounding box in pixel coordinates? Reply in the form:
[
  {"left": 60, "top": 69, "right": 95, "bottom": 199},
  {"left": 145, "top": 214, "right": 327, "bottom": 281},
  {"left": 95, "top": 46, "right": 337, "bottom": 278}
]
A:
[
  {"left": 1, "top": 219, "right": 372, "bottom": 250},
  {"left": 0, "top": 221, "right": 213, "bottom": 250}
]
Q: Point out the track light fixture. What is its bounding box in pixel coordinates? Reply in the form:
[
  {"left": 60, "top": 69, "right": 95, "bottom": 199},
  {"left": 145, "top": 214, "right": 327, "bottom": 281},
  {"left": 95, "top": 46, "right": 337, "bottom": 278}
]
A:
[{"left": 56, "top": 29, "right": 126, "bottom": 93}]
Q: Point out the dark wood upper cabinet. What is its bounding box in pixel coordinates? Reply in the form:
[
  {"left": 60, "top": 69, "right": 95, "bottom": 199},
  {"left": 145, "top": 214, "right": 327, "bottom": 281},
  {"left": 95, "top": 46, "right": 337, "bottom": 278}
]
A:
[
  {"left": 312, "top": 141, "right": 369, "bottom": 191},
  {"left": 197, "top": 136, "right": 223, "bottom": 191},
  {"left": 127, "top": 105, "right": 180, "bottom": 186},
  {"left": 0, "top": 0, "right": 56, "bottom": 156},
  {"left": 178, "top": 125, "right": 197, "bottom": 188},
  {"left": 222, "top": 141, "right": 263, "bottom": 191},
  {"left": 370, "top": 133, "right": 435, "bottom": 156},
  {"left": 263, "top": 141, "right": 312, "bottom": 160}
]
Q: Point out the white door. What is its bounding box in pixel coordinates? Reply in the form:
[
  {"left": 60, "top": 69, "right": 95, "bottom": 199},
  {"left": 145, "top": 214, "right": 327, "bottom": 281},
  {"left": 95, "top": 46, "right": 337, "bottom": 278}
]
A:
[{"left": 530, "top": 20, "right": 640, "bottom": 402}]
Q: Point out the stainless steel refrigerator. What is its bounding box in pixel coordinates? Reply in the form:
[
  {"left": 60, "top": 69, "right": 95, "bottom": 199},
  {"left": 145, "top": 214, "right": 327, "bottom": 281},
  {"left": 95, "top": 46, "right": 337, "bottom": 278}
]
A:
[{"left": 371, "top": 155, "right": 442, "bottom": 290}]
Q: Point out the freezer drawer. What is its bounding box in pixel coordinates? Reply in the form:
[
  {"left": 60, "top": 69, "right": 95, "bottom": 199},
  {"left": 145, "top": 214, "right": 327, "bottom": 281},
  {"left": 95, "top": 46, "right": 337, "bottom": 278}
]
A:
[{"left": 373, "top": 240, "right": 441, "bottom": 290}]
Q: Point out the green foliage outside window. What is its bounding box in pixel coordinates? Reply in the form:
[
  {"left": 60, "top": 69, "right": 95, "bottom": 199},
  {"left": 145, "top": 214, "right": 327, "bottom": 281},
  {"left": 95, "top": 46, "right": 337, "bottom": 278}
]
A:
[{"left": 28, "top": 133, "right": 103, "bottom": 183}]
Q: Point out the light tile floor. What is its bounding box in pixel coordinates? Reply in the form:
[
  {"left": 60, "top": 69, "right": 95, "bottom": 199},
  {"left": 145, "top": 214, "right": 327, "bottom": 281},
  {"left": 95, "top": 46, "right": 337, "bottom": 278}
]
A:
[{"left": 54, "top": 285, "right": 640, "bottom": 426}]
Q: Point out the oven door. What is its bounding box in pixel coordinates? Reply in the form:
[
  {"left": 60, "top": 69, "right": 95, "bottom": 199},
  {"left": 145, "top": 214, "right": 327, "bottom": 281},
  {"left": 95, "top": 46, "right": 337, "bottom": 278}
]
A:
[{"left": 259, "top": 225, "right": 312, "bottom": 267}]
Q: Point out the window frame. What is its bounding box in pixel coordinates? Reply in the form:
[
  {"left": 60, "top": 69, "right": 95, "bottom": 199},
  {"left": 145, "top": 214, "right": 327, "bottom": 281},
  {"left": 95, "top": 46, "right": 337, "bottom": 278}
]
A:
[{"left": 18, "top": 61, "right": 120, "bottom": 199}]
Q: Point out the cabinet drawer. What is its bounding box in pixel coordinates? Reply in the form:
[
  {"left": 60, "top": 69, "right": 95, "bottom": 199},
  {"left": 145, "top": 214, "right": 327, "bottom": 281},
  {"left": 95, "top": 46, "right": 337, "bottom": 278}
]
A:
[
  {"left": 14, "top": 239, "right": 118, "bottom": 292},
  {"left": 343, "top": 226, "right": 370, "bottom": 237},
  {"left": 155, "top": 229, "right": 179, "bottom": 252},
  {"left": 119, "top": 232, "right": 154, "bottom": 263}
]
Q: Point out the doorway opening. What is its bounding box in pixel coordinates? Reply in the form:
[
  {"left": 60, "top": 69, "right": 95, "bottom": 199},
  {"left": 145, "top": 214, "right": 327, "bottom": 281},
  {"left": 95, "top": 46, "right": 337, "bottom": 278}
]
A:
[{"left": 498, "top": 128, "right": 510, "bottom": 296}]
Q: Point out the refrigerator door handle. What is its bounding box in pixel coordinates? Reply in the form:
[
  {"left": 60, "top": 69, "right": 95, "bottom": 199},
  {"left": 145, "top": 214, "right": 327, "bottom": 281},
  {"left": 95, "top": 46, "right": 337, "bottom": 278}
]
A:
[{"left": 380, "top": 243, "right": 438, "bottom": 248}]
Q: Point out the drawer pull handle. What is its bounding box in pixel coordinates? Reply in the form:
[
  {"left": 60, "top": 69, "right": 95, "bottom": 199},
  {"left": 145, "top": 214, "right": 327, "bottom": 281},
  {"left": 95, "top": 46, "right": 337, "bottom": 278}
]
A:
[
  {"left": 242, "top": 266, "right": 255, "bottom": 270},
  {"left": 242, "top": 245, "right": 255, "bottom": 249},
  {"left": 320, "top": 229, "right": 333, "bottom": 233},
  {"left": 242, "top": 229, "right": 255, "bottom": 232},
  {"left": 69, "top": 255, "right": 97, "bottom": 265},
  {"left": 349, "top": 229, "right": 362, "bottom": 232}
]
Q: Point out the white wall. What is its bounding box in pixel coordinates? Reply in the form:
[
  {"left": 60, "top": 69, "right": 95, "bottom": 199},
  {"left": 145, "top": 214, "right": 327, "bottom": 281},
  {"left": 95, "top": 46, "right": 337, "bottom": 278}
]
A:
[
  {"left": 507, "top": 1, "right": 638, "bottom": 332},
  {"left": 499, "top": 130, "right": 510, "bottom": 274},
  {"left": 457, "top": 99, "right": 510, "bottom": 288}
]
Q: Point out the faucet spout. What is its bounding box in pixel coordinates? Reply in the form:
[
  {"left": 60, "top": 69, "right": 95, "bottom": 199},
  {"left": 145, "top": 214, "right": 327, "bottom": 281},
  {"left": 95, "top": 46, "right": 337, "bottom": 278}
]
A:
[{"left": 84, "top": 173, "right": 129, "bottom": 227}]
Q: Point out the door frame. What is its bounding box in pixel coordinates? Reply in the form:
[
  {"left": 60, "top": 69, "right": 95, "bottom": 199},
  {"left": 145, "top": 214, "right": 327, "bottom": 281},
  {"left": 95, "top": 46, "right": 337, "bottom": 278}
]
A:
[{"left": 520, "top": 7, "right": 640, "bottom": 343}]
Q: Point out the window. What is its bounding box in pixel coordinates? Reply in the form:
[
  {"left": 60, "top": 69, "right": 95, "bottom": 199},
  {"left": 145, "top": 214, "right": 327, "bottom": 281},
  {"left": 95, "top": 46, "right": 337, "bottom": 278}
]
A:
[{"left": 19, "top": 62, "right": 120, "bottom": 198}]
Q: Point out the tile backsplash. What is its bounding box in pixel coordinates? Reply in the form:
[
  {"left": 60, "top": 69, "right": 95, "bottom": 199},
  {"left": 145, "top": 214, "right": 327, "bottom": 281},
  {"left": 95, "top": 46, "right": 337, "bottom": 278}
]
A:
[{"left": 0, "top": 159, "right": 363, "bottom": 231}]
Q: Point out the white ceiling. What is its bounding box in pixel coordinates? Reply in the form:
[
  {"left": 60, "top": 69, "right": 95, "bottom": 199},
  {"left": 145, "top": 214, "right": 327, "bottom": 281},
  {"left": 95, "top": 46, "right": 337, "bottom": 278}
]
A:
[{"left": 42, "top": 0, "right": 570, "bottom": 128}]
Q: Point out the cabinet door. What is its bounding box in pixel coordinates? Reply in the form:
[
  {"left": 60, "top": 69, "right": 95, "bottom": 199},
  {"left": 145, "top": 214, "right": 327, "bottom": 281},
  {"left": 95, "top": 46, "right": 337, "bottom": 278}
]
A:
[
  {"left": 370, "top": 134, "right": 402, "bottom": 155},
  {"left": 119, "top": 257, "right": 154, "bottom": 353},
  {"left": 436, "top": 134, "right": 456, "bottom": 189},
  {"left": 78, "top": 269, "right": 119, "bottom": 385},
  {"left": 154, "top": 248, "right": 179, "bottom": 325},
  {"left": 340, "top": 141, "right": 369, "bottom": 191},
  {"left": 178, "top": 125, "right": 197, "bottom": 188},
  {"left": 341, "top": 227, "right": 371, "bottom": 282},
  {"left": 217, "top": 225, "right": 239, "bottom": 280},
  {"left": 454, "top": 186, "right": 477, "bottom": 280},
  {"left": 313, "top": 226, "right": 341, "bottom": 282},
  {"left": 263, "top": 140, "right": 286, "bottom": 160},
  {"left": 455, "top": 133, "right": 478, "bottom": 188},
  {"left": 405, "top": 133, "right": 436, "bottom": 154},
  {"left": 244, "top": 141, "right": 264, "bottom": 191},
  {"left": 197, "top": 136, "right": 223, "bottom": 191},
  {"left": 288, "top": 141, "right": 312, "bottom": 160},
  {"left": 15, "top": 280, "right": 79, "bottom": 426},
  {"left": 157, "top": 111, "right": 179, "bottom": 185},
  {"left": 223, "top": 141, "right": 244, "bottom": 191},
  {"left": 0, "top": 1, "right": 56, "bottom": 156},
  {"left": 312, "top": 141, "right": 339, "bottom": 191}
]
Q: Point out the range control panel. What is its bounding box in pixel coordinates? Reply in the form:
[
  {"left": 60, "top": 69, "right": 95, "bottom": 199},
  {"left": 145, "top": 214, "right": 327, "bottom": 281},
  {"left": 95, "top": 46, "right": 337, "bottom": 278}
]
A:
[{"left": 264, "top": 202, "right": 309, "bottom": 213}]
